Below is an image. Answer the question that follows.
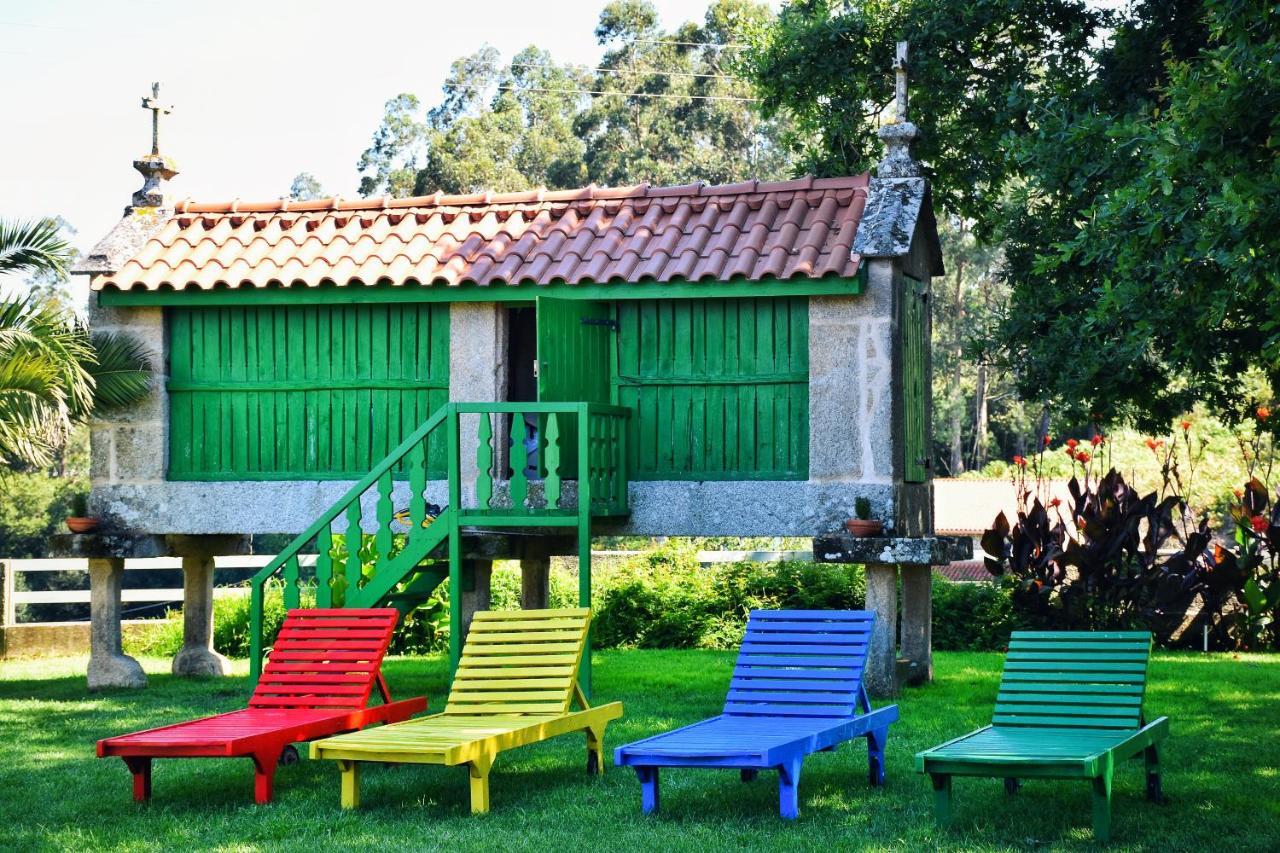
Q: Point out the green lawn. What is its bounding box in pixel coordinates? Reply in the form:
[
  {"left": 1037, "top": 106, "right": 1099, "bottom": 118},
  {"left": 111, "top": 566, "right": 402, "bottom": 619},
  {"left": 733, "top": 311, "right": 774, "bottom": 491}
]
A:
[{"left": 2, "top": 650, "right": 1278, "bottom": 851}]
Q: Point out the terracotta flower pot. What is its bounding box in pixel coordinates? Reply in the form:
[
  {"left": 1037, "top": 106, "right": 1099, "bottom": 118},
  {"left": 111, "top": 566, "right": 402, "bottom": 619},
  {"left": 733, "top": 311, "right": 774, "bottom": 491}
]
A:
[
  {"left": 65, "top": 516, "right": 100, "bottom": 534},
  {"left": 843, "top": 518, "right": 883, "bottom": 537}
]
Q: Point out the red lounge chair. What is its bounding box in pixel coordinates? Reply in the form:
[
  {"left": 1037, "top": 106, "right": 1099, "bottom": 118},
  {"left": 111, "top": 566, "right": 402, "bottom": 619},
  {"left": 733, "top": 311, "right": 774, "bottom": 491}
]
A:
[{"left": 97, "top": 608, "right": 426, "bottom": 804}]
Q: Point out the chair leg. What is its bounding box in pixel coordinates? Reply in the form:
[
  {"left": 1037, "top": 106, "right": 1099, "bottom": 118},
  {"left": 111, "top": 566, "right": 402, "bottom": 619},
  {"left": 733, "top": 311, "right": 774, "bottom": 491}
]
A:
[
  {"left": 339, "top": 760, "right": 361, "bottom": 809},
  {"left": 123, "top": 757, "right": 152, "bottom": 802},
  {"left": 1092, "top": 772, "right": 1113, "bottom": 842},
  {"left": 586, "top": 724, "right": 606, "bottom": 776},
  {"left": 740, "top": 768, "right": 758, "bottom": 782},
  {"left": 636, "top": 767, "right": 659, "bottom": 814},
  {"left": 930, "top": 773, "right": 953, "bottom": 828},
  {"left": 1004, "top": 777, "right": 1021, "bottom": 795},
  {"left": 1145, "top": 745, "right": 1164, "bottom": 803},
  {"left": 469, "top": 753, "right": 494, "bottom": 814},
  {"left": 778, "top": 757, "right": 803, "bottom": 820},
  {"left": 251, "top": 748, "right": 283, "bottom": 805},
  {"left": 867, "top": 727, "right": 888, "bottom": 787}
]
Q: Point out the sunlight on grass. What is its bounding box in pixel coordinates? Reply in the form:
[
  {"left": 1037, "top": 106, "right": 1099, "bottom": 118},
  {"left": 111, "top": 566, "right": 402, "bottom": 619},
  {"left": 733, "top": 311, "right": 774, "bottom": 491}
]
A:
[{"left": 1, "top": 650, "right": 1277, "bottom": 851}]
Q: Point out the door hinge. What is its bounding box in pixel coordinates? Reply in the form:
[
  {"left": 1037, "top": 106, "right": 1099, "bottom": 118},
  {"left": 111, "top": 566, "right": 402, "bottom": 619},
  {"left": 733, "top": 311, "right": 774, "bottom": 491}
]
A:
[{"left": 580, "top": 317, "right": 620, "bottom": 330}]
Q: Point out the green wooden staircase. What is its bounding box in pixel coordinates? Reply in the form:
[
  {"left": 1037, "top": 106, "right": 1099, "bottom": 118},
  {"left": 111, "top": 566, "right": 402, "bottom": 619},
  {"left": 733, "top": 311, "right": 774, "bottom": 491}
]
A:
[{"left": 248, "top": 402, "right": 630, "bottom": 691}]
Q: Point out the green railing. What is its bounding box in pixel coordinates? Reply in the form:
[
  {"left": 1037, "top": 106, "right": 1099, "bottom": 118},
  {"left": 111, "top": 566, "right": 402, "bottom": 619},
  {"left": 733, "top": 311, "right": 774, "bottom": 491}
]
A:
[{"left": 249, "top": 401, "right": 630, "bottom": 681}]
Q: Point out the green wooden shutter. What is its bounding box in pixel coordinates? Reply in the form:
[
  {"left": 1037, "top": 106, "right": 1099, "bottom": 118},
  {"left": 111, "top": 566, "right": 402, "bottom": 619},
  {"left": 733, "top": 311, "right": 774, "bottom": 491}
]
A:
[
  {"left": 613, "top": 296, "right": 808, "bottom": 480},
  {"left": 902, "top": 276, "right": 930, "bottom": 483},
  {"left": 167, "top": 303, "right": 449, "bottom": 480}
]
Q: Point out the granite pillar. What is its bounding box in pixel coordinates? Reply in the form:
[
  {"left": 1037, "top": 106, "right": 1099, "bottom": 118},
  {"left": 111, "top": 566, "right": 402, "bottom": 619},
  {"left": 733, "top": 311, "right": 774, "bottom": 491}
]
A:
[
  {"left": 521, "top": 557, "right": 550, "bottom": 610},
  {"left": 460, "top": 560, "right": 493, "bottom": 638},
  {"left": 171, "top": 555, "right": 230, "bottom": 677},
  {"left": 87, "top": 558, "right": 146, "bottom": 690},
  {"left": 900, "top": 566, "right": 933, "bottom": 686},
  {"left": 864, "top": 562, "right": 898, "bottom": 696}
]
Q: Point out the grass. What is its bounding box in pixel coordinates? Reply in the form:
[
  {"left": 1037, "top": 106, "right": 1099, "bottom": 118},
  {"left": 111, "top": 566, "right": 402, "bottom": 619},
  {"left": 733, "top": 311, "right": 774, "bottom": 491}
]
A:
[{"left": 2, "top": 650, "right": 1278, "bottom": 851}]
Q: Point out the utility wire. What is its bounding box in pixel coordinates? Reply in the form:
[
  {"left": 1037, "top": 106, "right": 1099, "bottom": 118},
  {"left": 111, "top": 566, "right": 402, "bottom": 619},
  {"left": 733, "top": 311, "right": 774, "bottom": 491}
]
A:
[
  {"left": 631, "top": 39, "right": 748, "bottom": 49},
  {"left": 497, "top": 85, "right": 760, "bottom": 103},
  {"left": 510, "top": 61, "right": 746, "bottom": 82}
]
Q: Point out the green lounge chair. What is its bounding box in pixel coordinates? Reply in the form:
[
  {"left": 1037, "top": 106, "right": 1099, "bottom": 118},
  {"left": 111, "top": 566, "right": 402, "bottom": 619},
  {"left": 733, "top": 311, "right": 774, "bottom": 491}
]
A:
[{"left": 916, "top": 631, "right": 1169, "bottom": 841}]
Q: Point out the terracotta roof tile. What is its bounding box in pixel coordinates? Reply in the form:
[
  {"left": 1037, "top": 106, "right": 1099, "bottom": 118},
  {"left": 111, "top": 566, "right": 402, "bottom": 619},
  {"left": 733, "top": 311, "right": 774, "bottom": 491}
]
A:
[{"left": 95, "top": 175, "right": 870, "bottom": 292}]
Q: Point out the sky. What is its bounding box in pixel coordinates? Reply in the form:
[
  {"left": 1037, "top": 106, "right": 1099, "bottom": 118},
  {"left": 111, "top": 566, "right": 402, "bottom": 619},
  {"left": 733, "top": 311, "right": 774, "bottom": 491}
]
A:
[{"left": 0, "top": 0, "right": 729, "bottom": 277}]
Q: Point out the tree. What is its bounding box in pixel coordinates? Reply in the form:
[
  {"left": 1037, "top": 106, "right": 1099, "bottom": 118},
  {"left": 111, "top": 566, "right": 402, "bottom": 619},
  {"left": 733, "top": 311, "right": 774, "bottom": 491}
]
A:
[
  {"left": 0, "top": 218, "right": 153, "bottom": 469},
  {"left": 996, "top": 0, "right": 1278, "bottom": 429},
  {"left": 288, "top": 172, "right": 326, "bottom": 201},
  {"left": 749, "top": 0, "right": 1278, "bottom": 434},
  {"left": 744, "top": 0, "right": 1101, "bottom": 226},
  {"left": 575, "top": 0, "right": 790, "bottom": 186},
  {"left": 355, "top": 0, "right": 793, "bottom": 198}
]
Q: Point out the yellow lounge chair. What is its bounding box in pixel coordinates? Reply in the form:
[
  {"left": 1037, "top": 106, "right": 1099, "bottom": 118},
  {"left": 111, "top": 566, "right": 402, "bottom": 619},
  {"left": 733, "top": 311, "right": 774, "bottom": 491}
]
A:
[{"left": 310, "top": 607, "right": 622, "bottom": 813}]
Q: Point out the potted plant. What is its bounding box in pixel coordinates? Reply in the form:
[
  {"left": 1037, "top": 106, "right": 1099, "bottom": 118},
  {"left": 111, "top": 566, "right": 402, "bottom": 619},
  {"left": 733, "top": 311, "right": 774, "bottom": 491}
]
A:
[
  {"left": 844, "top": 497, "right": 883, "bottom": 537},
  {"left": 65, "top": 493, "right": 99, "bottom": 534}
]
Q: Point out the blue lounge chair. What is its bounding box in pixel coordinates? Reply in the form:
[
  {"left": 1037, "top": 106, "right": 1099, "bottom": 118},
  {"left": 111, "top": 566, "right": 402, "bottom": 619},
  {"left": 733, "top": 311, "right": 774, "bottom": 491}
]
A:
[{"left": 615, "top": 609, "right": 899, "bottom": 819}]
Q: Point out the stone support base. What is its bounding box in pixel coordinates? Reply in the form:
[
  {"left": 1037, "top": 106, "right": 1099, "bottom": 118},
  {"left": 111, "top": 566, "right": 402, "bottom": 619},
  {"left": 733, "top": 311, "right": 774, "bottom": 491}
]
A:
[
  {"left": 172, "top": 555, "right": 230, "bottom": 677},
  {"left": 900, "top": 566, "right": 933, "bottom": 685},
  {"left": 88, "top": 558, "right": 146, "bottom": 690},
  {"left": 864, "top": 563, "right": 899, "bottom": 696},
  {"left": 460, "top": 560, "right": 493, "bottom": 639},
  {"left": 521, "top": 557, "right": 551, "bottom": 610}
]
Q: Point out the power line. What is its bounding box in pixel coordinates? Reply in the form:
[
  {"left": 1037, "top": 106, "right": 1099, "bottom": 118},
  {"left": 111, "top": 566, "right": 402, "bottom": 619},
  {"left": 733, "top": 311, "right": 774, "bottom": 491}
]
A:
[
  {"left": 497, "top": 85, "right": 760, "bottom": 103},
  {"left": 632, "top": 39, "right": 748, "bottom": 50},
  {"left": 510, "top": 61, "right": 746, "bottom": 82}
]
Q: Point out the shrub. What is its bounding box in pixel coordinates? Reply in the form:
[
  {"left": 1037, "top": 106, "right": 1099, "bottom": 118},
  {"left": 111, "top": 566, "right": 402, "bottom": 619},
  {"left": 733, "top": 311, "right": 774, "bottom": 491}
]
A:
[
  {"left": 932, "top": 575, "right": 1021, "bottom": 650},
  {"left": 122, "top": 551, "right": 1021, "bottom": 659}
]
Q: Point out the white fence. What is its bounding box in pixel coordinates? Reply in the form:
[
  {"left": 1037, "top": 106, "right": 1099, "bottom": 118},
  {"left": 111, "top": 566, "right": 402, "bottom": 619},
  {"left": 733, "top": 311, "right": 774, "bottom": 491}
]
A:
[
  {"left": 0, "top": 550, "right": 813, "bottom": 628},
  {"left": 0, "top": 556, "right": 318, "bottom": 628}
]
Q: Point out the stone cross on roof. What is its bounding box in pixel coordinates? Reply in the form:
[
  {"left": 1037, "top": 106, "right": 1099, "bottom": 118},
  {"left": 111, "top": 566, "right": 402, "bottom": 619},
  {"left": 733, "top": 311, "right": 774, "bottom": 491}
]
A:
[
  {"left": 141, "top": 82, "right": 172, "bottom": 156},
  {"left": 892, "top": 41, "right": 909, "bottom": 124},
  {"left": 873, "top": 41, "right": 920, "bottom": 179},
  {"left": 130, "top": 82, "right": 179, "bottom": 209}
]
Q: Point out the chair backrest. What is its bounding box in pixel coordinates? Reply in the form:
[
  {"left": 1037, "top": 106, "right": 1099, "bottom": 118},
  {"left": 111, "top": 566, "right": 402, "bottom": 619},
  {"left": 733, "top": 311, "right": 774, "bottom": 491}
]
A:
[
  {"left": 723, "top": 609, "right": 873, "bottom": 719},
  {"left": 994, "top": 630, "right": 1153, "bottom": 730},
  {"left": 444, "top": 608, "right": 591, "bottom": 716},
  {"left": 249, "top": 608, "right": 400, "bottom": 711}
]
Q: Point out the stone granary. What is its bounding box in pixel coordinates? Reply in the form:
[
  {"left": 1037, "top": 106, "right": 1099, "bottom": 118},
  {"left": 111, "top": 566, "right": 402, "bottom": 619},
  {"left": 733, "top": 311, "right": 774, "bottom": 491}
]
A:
[{"left": 72, "top": 52, "right": 964, "bottom": 694}]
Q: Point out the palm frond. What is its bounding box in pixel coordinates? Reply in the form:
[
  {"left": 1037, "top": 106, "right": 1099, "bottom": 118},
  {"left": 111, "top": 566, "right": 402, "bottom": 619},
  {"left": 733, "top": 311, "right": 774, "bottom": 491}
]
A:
[
  {"left": 86, "top": 331, "right": 154, "bottom": 413},
  {"left": 0, "top": 295, "right": 92, "bottom": 468},
  {"left": 0, "top": 218, "right": 73, "bottom": 278}
]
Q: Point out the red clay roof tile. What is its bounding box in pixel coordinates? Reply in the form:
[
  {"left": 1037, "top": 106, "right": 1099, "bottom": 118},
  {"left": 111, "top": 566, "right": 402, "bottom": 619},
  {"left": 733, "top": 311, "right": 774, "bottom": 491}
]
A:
[{"left": 95, "top": 175, "right": 870, "bottom": 292}]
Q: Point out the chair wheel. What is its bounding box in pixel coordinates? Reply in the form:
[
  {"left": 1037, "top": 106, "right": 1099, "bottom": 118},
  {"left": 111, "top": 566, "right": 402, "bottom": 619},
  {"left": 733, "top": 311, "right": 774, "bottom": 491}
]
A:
[
  {"left": 278, "top": 745, "right": 300, "bottom": 766},
  {"left": 587, "top": 751, "right": 600, "bottom": 775}
]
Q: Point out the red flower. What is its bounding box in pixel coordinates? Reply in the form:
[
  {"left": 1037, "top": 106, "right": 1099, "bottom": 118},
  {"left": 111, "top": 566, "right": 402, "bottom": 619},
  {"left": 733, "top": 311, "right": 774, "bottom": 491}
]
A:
[
  {"left": 1012, "top": 455, "right": 1026, "bottom": 467},
  {"left": 1180, "top": 419, "right": 1192, "bottom": 432},
  {"left": 1258, "top": 406, "right": 1272, "bottom": 421},
  {"left": 1091, "top": 433, "right": 1104, "bottom": 447},
  {"left": 1066, "top": 438, "right": 1079, "bottom": 450},
  {"left": 1049, "top": 497, "right": 1062, "bottom": 508},
  {"left": 1144, "top": 437, "right": 1164, "bottom": 452},
  {"left": 1251, "top": 515, "right": 1269, "bottom": 534},
  {"left": 1075, "top": 450, "right": 1091, "bottom": 464},
  {"left": 1043, "top": 435, "right": 1052, "bottom": 447},
  {"left": 1234, "top": 488, "right": 1245, "bottom": 500}
]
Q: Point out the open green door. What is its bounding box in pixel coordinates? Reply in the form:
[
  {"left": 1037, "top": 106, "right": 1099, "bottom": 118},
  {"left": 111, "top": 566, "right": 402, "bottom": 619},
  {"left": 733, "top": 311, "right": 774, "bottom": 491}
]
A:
[
  {"left": 535, "top": 295, "right": 613, "bottom": 699},
  {"left": 536, "top": 296, "right": 612, "bottom": 477}
]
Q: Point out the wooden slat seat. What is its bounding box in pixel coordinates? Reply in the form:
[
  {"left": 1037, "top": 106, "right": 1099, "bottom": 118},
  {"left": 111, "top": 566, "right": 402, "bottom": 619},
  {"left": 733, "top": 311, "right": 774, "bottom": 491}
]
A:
[
  {"left": 310, "top": 608, "right": 623, "bottom": 814},
  {"left": 615, "top": 610, "right": 899, "bottom": 819},
  {"left": 915, "top": 630, "right": 1170, "bottom": 842},
  {"left": 97, "top": 608, "right": 427, "bottom": 804}
]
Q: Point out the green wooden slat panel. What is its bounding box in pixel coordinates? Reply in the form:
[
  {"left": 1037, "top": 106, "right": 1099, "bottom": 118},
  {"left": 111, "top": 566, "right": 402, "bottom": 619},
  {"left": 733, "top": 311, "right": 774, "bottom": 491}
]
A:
[
  {"left": 534, "top": 296, "right": 612, "bottom": 478},
  {"left": 613, "top": 297, "right": 808, "bottom": 480},
  {"left": 167, "top": 303, "right": 448, "bottom": 479},
  {"left": 902, "top": 275, "right": 929, "bottom": 482}
]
